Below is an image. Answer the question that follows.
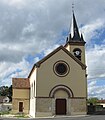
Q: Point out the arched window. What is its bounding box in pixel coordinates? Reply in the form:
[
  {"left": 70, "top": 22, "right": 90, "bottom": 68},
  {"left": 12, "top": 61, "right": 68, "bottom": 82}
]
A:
[
  {"left": 33, "top": 82, "right": 34, "bottom": 98},
  {"left": 32, "top": 83, "right": 33, "bottom": 98},
  {"left": 34, "top": 81, "right": 35, "bottom": 97},
  {"left": 30, "top": 84, "right": 32, "bottom": 99}
]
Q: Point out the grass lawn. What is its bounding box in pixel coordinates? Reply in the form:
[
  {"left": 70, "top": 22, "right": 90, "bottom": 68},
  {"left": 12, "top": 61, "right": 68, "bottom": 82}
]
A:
[{"left": 0, "top": 111, "right": 29, "bottom": 118}]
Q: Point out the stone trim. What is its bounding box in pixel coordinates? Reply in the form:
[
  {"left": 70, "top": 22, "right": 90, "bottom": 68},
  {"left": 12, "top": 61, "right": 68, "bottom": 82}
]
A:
[
  {"left": 49, "top": 85, "right": 74, "bottom": 98},
  {"left": 64, "top": 42, "right": 86, "bottom": 48},
  {"left": 13, "top": 98, "right": 29, "bottom": 100},
  {"left": 13, "top": 88, "right": 30, "bottom": 89},
  {"left": 71, "top": 97, "right": 86, "bottom": 99},
  {"left": 53, "top": 60, "right": 70, "bottom": 77},
  {"left": 31, "top": 97, "right": 86, "bottom": 99}
]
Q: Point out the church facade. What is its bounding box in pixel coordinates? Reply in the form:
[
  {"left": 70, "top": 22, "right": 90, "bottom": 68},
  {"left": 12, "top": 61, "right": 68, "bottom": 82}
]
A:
[{"left": 12, "top": 12, "right": 87, "bottom": 118}]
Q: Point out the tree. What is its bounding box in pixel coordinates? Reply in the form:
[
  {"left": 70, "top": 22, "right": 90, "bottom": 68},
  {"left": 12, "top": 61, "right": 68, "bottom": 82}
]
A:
[
  {"left": 0, "top": 85, "right": 12, "bottom": 102},
  {"left": 0, "top": 86, "right": 9, "bottom": 96},
  {"left": 8, "top": 85, "right": 12, "bottom": 102},
  {"left": 88, "top": 97, "right": 99, "bottom": 105}
]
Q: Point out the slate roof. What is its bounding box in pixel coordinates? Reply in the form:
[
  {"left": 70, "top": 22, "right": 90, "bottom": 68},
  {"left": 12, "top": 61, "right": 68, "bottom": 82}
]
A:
[
  {"left": 12, "top": 78, "right": 30, "bottom": 89},
  {"left": 66, "top": 12, "right": 86, "bottom": 44}
]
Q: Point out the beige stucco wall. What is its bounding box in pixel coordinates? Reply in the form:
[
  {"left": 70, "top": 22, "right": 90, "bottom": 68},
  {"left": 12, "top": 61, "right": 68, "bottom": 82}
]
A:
[
  {"left": 36, "top": 49, "right": 87, "bottom": 98},
  {"left": 13, "top": 89, "right": 29, "bottom": 99},
  {"left": 30, "top": 68, "right": 37, "bottom": 85},
  {"left": 54, "top": 90, "right": 68, "bottom": 98},
  {"left": 65, "top": 45, "right": 70, "bottom": 52}
]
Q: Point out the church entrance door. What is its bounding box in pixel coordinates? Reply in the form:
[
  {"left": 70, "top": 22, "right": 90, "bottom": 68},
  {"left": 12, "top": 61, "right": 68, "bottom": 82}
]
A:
[{"left": 56, "top": 99, "right": 66, "bottom": 115}]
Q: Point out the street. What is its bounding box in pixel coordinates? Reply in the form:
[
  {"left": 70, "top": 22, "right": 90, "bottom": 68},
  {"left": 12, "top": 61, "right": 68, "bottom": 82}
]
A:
[{"left": 0, "top": 115, "right": 105, "bottom": 120}]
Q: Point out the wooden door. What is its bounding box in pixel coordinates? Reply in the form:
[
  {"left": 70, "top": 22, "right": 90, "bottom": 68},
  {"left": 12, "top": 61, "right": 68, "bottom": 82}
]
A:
[
  {"left": 56, "top": 99, "right": 66, "bottom": 115},
  {"left": 19, "top": 102, "right": 23, "bottom": 112}
]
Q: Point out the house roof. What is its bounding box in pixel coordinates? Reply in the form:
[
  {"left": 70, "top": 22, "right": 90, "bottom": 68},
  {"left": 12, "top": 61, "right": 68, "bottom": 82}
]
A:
[
  {"left": 0, "top": 96, "right": 7, "bottom": 103},
  {"left": 28, "top": 45, "right": 86, "bottom": 78},
  {"left": 97, "top": 100, "right": 105, "bottom": 103},
  {"left": 12, "top": 78, "right": 30, "bottom": 89}
]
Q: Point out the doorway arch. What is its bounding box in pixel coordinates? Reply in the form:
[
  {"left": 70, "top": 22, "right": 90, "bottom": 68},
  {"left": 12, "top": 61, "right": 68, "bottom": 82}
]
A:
[
  {"left": 49, "top": 85, "right": 74, "bottom": 98},
  {"left": 49, "top": 85, "right": 74, "bottom": 115}
]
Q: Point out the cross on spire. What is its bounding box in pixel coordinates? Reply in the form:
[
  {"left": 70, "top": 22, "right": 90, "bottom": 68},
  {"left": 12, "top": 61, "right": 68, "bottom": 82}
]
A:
[{"left": 72, "top": 3, "right": 74, "bottom": 13}]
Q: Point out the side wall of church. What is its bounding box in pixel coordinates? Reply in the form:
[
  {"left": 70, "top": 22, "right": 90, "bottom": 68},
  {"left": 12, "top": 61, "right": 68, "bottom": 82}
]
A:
[{"left": 29, "top": 68, "right": 37, "bottom": 117}]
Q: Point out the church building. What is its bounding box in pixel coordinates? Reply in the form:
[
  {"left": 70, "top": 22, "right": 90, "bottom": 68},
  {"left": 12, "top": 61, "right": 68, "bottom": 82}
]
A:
[{"left": 12, "top": 12, "right": 87, "bottom": 117}]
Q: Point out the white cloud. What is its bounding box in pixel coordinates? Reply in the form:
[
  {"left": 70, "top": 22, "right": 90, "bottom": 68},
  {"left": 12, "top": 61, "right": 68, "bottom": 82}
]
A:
[
  {"left": 86, "top": 44, "right": 105, "bottom": 80},
  {"left": 0, "top": 0, "right": 104, "bottom": 63},
  {"left": 3, "top": 0, "right": 26, "bottom": 8},
  {"left": 88, "top": 80, "right": 105, "bottom": 99},
  {"left": 80, "top": 19, "right": 105, "bottom": 43},
  {"left": 44, "top": 44, "right": 60, "bottom": 56},
  {"left": 0, "top": 58, "right": 30, "bottom": 86}
]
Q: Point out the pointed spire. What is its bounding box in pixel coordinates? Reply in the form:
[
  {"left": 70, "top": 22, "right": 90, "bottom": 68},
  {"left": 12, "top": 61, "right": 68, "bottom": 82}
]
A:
[
  {"left": 71, "top": 12, "right": 80, "bottom": 41},
  {"left": 80, "top": 33, "right": 86, "bottom": 43},
  {"left": 65, "top": 8, "right": 86, "bottom": 45},
  {"left": 66, "top": 37, "right": 69, "bottom": 43}
]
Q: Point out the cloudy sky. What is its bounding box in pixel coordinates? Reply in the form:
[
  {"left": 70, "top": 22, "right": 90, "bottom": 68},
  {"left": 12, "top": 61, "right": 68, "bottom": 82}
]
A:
[{"left": 0, "top": 0, "right": 105, "bottom": 99}]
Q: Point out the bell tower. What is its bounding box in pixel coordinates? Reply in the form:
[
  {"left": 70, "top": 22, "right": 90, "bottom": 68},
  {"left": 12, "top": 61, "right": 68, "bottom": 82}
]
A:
[{"left": 64, "top": 12, "right": 86, "bottom": 64}]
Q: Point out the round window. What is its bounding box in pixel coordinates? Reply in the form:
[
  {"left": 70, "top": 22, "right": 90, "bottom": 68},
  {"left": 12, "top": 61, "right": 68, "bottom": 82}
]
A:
[{"left": 54, "top": 61, "right": 69, "bottom": 77}]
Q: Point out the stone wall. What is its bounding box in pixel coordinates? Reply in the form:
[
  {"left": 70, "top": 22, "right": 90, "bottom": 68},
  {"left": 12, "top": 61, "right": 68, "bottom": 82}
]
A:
[
  {"left": 36, "top": 98, "right": 52, "bottom": 112},
  {"left": 35, "top": 98, "right": 52, "bottom": 117},
  {"left": 12, "top": 98, "right": 29, "bottom": 114},
  {"left": 71, "top": 98, "right": 87, "bottom": 115},
  {"left": 35, "top": 98, "right": 87, "bottom": 117}
]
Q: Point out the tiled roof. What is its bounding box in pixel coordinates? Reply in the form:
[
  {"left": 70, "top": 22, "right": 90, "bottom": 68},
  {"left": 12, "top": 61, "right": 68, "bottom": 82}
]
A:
[
  {"left": 97, "top": 100, "right": 105, "bottom": 103},
  {"left": 12, "top": 78, "right": 30, "bottom": 89}
]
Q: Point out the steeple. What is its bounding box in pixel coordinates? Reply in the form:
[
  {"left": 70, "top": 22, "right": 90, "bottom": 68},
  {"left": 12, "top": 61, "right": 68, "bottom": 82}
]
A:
[
  {"left": 64, "top": 11, "right": 86, "bottom": 64},
  {"left": 71, "top": 12, "right": 80, "bottom": 40},
  {"left": 67, "top": 12, "right": 85, "bottom": 44}
]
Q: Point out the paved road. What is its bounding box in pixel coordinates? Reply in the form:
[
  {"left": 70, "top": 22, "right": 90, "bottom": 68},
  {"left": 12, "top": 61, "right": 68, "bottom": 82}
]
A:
[{"left": 1, "top": 115, "right": 105, "bottom": 120}]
